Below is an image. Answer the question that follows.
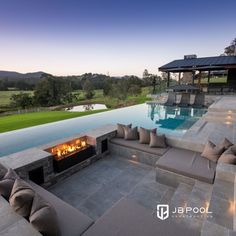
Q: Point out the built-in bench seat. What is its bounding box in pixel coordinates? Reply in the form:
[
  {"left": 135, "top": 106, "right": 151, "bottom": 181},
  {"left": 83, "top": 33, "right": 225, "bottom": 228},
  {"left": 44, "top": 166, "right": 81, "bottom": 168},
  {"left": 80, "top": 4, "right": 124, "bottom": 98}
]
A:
[
  {"left": 82, "top": 198, "right": 199, "bottom": 236},
  {"left": 29, "top": 181, "right": 94, "bottom": 236},
  {"left": 109, "top": 138, "right": 170, "bottom": 166},
  {"left": 156, "top": 148, "right": 217, "bottom": 186},
  {"left": 0, "top": 195, "right": 41, "bottom": 236}
]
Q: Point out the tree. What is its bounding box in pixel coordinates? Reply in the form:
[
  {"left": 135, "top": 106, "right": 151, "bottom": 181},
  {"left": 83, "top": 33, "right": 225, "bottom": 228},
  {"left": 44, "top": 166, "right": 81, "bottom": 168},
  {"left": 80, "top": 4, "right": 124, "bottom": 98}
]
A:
[
  {"left": 83, "top": 79, "right": 95, "bottom": 99},
  {"left": 224, "top": 38, "right": 236, "bottom": 55},
  {"left": 128, "top": 84, "right": 142, "bottom": 96},
  {"left": 143, "top": 69, "right": 150, "bottom": 78},
  {"left": 34, "top": 75, "right": 72, "bottom": 106},
  {"left": 103, "top": 79, "right": 112, "bottom": 96},
  {"left": 112, "top": 80, "right": 129, "bottom": 100},
  {"left": 10, "top": 93, "right": 33, "bottom": 109}
]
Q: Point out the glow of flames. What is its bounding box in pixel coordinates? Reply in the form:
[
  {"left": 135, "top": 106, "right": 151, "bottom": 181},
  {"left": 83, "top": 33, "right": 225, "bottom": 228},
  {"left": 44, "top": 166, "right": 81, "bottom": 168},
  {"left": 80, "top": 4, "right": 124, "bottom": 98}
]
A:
[{"left": 51, "top": 139, "right": 87, "bottom": 158}]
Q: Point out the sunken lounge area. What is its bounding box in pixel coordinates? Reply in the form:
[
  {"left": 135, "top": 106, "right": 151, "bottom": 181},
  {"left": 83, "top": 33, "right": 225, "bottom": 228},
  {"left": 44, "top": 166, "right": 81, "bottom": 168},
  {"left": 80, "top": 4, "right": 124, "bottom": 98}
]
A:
[{"left": 0, "top": 98, "right": 236, "bottom": 236}]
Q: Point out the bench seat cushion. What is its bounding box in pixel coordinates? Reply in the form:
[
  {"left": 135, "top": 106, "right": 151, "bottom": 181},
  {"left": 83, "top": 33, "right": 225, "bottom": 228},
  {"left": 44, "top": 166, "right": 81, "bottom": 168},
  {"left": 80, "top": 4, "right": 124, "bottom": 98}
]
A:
[
  {"left": 83, "top": 198, "right": 199, "bottom": 236},
  {"left": 29, "top": 181, "right": 93, "bottom": 236},
  {"left": 110, "top": 138, "right": 169, "bottom": 156},
  {"left": 157, "top": 148, "right": 216, "bottom": 184}
]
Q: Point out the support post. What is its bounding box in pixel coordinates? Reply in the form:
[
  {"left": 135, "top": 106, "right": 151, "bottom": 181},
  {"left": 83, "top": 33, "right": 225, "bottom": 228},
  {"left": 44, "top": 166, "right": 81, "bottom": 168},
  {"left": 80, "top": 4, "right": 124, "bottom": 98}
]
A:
[
  {"left": 198, "top": 71, "right": 201, "bottom": 86},
  {"left": 178, "top": 72, "right": 181, "bottom": 85},
  {"left": 192, "top": 71, "right": 195, "bottom": 85},
  {"left": 167, "top": 72, "right": 170, "bottom": 88},
  {"left": 207, "top": 71, "right": 210, "bottom": 84}
]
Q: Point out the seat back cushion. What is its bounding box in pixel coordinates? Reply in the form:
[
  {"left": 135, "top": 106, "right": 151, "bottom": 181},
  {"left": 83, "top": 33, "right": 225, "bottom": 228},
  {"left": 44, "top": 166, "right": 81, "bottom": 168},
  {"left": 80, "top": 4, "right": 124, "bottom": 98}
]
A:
[
  {"left": 149, "top": 133, "right": 167, "bottom": 148},
  {"left": 124, "top": 126, "right": 139, "bottom": 140},
  {"left": 9, "top": 179, "right": 35, "bottom": 218},
  {"left": 201, "top": 141, "right": 224, "bottom": 163},
  {"left": 218, "top": 147, "right": 236, "bottom": 164},
  {"left": 0, "top": 168, "right": 19, "bottom": 199},
  {"left": 116, "top": 123, "right": 132, "bottom": 138},
  {"left": 139, "top": 127, "right": 156, "bottom": 144},
  {"left": 218, "top": 138, "right": 233, "bottom": 150},
  {"left": 30, "top": 193, "right": 60, "bottom": 236}
]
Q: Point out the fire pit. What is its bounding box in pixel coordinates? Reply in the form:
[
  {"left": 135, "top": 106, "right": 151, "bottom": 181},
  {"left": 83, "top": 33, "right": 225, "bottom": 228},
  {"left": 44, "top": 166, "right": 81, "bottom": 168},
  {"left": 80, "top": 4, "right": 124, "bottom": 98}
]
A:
[{"left": 46, "top": 136, "right": 95, "bottom": 172}]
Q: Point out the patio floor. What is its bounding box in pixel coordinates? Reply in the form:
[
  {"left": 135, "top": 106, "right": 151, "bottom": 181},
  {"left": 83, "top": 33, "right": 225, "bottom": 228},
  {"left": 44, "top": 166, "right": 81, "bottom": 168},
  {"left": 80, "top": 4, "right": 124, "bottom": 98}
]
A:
[{"left": 49, "top": 155, "right": 213, "bottom": 233}]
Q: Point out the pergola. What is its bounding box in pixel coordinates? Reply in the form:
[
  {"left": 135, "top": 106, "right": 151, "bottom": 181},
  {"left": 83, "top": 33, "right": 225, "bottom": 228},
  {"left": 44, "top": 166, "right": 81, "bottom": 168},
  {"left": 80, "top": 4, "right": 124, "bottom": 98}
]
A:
[{"left": 158, "top": 55, "right": 236, "bottom": 89}]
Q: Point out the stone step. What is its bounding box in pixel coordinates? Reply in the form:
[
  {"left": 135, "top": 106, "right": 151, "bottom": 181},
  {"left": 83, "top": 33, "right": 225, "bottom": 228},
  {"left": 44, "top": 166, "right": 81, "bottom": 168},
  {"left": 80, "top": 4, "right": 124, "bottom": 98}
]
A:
[
  {"left": 185, "top": 181, "right": 213, "bottom": 221},
  {"left": 169, "top": 183, "right": 193, "bottom": 210},
  {"left": 203, "top": 116, "right": 236, "bottom": 125}
]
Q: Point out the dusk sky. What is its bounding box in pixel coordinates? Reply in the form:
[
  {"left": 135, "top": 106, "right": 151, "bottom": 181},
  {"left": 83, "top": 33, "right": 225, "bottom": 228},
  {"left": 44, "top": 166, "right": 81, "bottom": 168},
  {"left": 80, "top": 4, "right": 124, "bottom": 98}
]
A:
[{"left": 0, "top": 0, "right": 235, "bottom": 76}]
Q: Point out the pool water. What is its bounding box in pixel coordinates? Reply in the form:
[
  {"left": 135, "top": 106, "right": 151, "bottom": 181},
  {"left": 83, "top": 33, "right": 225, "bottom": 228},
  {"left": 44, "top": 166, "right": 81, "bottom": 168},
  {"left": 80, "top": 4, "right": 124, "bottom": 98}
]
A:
[{"left": 0, "top": 103, "right": 207, "bottom": 157}]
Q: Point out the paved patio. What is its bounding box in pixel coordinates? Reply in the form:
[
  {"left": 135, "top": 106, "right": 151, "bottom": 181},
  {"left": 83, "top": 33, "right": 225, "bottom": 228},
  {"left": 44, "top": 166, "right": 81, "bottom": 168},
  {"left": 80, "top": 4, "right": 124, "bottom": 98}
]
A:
[{"left": 49, "top": 155, "right": 213, "bottom": 233}]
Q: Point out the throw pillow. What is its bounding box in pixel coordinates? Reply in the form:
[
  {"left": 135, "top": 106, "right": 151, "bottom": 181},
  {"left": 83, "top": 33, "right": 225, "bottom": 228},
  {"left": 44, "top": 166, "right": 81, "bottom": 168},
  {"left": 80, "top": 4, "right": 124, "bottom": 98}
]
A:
[
  {"left": 30, "top": 194, "right": 60, "bottom": 236},
  {"left": 139, "top": 127, "right": 157, "bottom": 144},
  {"left": 231, "top": 144, "right": 236, "bottom": 154},
  {"left": 0, "top": 163, "right": 7, "bottom": 180},
  {"left": 0, "top": 168, "right": 19, "bottom": 199},
  {"left": 218, "top": 147, "right": 236, "bottom": 164},
  {"left": 149, "top": 132, "right": 167, "bottom": 148},
  {"left": 218, "top": 138, "right": 233, "bottom": 150},
  {"left": 201, "top": 141, "right": 224, "bottom": 163},
  {"left": 124, "top": 126, "right": 139, "bottom": 140},
  {"left": 9, "top": 179, "right": 35, "bottom": 218},
  {"left": 116, "top": 123, "right": 132, "bottom": 138}
]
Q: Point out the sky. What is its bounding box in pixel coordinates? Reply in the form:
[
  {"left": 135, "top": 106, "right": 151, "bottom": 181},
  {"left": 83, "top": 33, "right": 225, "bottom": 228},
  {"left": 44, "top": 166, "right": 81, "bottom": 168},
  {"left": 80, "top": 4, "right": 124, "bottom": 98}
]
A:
[{"left": 0, "top": 0, "right": 235, "bottom": 77}]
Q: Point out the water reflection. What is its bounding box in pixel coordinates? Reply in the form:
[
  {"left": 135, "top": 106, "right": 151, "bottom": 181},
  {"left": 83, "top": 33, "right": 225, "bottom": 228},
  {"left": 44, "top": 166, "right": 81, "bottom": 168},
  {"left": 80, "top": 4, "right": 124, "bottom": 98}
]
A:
[
  {"left": 66, "top": 104, "right": 107, "bottom": 112},
  {"left": 148, "top": 104, "right": 207, "bottom": 130}
]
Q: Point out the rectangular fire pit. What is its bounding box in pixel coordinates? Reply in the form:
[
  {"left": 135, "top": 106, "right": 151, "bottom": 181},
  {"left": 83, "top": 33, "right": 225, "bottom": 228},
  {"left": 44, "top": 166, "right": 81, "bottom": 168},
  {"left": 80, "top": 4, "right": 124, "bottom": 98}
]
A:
[{"left": 46, "top": 136, "right": 95, "bottom": 173}]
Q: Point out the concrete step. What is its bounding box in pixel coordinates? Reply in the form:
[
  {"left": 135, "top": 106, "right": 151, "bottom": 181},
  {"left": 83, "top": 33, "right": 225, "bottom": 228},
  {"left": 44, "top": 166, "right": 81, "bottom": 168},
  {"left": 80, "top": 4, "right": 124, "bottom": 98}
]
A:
[
  {"left": 186, "top": 181, "right": 213, "bottom": 221},
  {"left": 169, "top": 183, "right": 193, "bottom": 211}
]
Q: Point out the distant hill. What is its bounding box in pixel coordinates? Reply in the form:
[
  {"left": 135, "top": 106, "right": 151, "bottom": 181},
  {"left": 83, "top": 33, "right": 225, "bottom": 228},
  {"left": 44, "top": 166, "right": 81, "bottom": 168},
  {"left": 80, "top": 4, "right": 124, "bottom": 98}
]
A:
[{"left": 0, "top": 70, "right": 46, "bottom": 79}]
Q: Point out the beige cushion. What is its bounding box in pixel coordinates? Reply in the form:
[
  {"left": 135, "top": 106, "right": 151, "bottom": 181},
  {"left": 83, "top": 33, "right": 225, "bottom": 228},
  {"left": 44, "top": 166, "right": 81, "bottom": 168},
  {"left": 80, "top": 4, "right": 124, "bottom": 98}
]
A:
[
  {"left": 231, "top": 144, "right": 236, "bottom": 154},
  {"left": 124, "top": 126, "right": 139, "bottom": 140},
  {"left": 0, "top": 168, "right": 19, "bottom": 199},
  {"left": 139, "top": 127, "right": 156, "bottom": 144},
  {"left": 218, "top": 148, "right": 236, "bottom": 164},
  {"left": 0, "top": 163, "right": 7, "bottom": 180},
  {"left": 29, "top": 181, "right": 93, "bottom": 236},
  {"left": 157, "top": 148, "right": 216, "bottom": 184},
  {"left": 116, "top": 123, "right": 132, "bottom": 138},
  {"left": 9, "top": 179, "right": 35, "bottom": 218},
  {"left": 201, "top": 141, "right": 224, "bottom": 163},
  {"left": 30, "top": 193, "right": 60, "bottom": 236},
  {"left": 149, "top": 133, "right": 167, "bottom": 148},
  {"left": 218, "top": 138, "right": 233, "bottom": 150}
]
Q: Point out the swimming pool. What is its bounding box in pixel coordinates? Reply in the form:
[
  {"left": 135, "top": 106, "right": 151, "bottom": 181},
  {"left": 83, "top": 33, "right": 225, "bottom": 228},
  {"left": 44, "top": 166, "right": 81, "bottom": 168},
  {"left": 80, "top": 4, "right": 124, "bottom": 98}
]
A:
[{"left": 0, "top": 103, "right": 207, "bottom": 157}]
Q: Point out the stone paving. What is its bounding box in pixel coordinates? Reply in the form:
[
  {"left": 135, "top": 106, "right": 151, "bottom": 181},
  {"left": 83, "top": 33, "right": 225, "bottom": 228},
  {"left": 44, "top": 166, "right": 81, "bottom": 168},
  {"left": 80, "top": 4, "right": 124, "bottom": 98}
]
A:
[{"left": 49, "top": 155, "right": 214, "bottom": 234}]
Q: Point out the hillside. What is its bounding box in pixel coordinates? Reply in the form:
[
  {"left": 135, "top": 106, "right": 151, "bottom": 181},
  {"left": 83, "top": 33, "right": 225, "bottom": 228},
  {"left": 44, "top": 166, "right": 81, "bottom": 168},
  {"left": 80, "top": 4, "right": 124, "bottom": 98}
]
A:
[{"left": 0, "top": 71, "right": 46, "bottom": 79}]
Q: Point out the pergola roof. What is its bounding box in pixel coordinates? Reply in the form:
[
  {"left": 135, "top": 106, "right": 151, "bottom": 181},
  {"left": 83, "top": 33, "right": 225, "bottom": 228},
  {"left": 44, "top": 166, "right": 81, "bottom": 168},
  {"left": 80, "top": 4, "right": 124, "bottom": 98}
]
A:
[{"left": 159, "top": 55, "right": 236, "bottom": 72}]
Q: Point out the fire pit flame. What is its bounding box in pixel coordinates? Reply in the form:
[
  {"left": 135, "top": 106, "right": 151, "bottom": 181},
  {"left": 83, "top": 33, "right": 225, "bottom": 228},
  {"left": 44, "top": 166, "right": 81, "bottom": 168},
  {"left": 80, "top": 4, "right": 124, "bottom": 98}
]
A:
[{"left": 50, "top": 138, "right": 88, "bottom": 160}]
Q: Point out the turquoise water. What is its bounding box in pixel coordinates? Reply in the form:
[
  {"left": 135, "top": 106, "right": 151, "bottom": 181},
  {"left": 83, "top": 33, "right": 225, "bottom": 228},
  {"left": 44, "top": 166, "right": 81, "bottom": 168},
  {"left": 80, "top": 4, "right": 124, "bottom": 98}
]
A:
[{"left": 0, "top": 103, "right": 207, "bottom": 157}]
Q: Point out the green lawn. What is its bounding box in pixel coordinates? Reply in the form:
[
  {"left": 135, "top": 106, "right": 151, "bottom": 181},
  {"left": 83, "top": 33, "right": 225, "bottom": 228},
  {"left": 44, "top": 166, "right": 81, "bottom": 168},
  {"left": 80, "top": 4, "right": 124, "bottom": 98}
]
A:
[
  {"left": 0, "top": 87, "right": 151, "bottom": 133},
  {"left": 0, "top": 90, "right": 33, "bottom": 106},
  {"left": 194, "top": 76, "right": 227, "bottom": 84},
  {"left": 0, "top": 110, "right": 108, "bottom": 133}
]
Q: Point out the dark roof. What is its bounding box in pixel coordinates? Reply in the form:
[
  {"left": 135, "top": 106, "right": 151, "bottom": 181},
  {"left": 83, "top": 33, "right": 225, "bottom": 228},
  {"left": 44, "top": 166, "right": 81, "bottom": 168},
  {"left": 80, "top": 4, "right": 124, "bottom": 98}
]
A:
[{"left": 159, "top": 55, "right": 236, "bottom": 72}]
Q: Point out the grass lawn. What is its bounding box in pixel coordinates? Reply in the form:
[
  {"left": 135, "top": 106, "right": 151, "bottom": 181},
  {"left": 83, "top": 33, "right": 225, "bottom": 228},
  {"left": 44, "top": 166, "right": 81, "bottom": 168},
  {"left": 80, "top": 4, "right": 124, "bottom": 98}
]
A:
[
  {"left": 0, "top": 90, "right": 33, "bottom": 106},
  {"left": 194, "top": 76, "right": 227, "bottom": 84},
  {"left": 0, "top": 110, "right": 108, "bottom": 133},
  {"left": 0, "top": 87, "right": 151, "bottom": 133}
]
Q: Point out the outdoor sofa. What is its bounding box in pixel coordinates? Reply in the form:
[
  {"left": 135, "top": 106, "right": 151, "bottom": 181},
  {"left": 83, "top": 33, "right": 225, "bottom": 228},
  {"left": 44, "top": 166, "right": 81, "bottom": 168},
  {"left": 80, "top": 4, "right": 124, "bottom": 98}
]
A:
[
  {"left": 0, "top": 164, "right": 93, "bottom": 236},
  {"left": 110, "top": 124, "right": 235, "bottom": 187}
]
